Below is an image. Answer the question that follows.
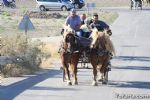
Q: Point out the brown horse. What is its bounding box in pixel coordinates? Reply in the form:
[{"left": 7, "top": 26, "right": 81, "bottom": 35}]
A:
[
  {"left": 59, "top": 26, "right": 80, "bottom": 85},
  {"left": 90, "top": 28, "right": 115, "bottom": 86}
]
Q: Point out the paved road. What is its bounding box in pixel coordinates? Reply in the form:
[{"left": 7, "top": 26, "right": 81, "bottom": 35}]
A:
[{"left": 0, "top": 8, "right": 150, "bottom": 100}]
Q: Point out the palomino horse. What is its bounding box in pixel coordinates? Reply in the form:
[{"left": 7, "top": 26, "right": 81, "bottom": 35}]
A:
[
  {"left": 90, "top": 28, "right": 115, "bottom": 86},
  {"left": 59, "top": 26, "right": 80, "bottom": 85}
]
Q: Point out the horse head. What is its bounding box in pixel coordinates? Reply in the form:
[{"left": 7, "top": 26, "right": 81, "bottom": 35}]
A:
[
  {"left": 90, "top": 28, "right": 115, "bottom": 56},
  {"left": 90, "top": 28, "right": 106, "bottom": 49},
  {"left": 63, "top": 25, "right": 76, "bottom": 52}
]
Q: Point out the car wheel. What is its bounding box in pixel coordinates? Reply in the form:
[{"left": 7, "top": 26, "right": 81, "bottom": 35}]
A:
[
  {"left": 46, "top": 9, "right": 49, "bottom": 11},
  {"left": 67, "top": 8, "right": 71, "bottom": 11},
  {"left": 61, "top": 6, "right": 67, "bottom": 11},
  {"left": 39, "top": 5, "right": 46, "bottom": 11}
]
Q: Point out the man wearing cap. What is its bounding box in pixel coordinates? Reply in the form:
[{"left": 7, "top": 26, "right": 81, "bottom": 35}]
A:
[
  {"left": 65, "top": 9, "right": 81, "bottom": 32},
  {"left": 63, "top": 9, "right": 81, "bottom": 52},
  {"left": 90, "top": 13, "right": 110, "bottom": 31}
]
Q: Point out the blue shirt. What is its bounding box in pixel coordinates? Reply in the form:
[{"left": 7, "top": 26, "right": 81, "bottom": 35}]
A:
[{"left": 65, "top": 15, "right": 81, "bottom": 31}]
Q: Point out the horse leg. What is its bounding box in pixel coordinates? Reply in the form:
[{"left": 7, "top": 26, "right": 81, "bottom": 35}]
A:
[
  {"left": 135, "top": 1, "right": 137, "bottom": 9},
  {"left": 61, "top": 54, "right": 72, "bottom": 85},
  {"left": 63, "top": 64, "right": 72, "bottom": 85},
  {"left": 98, "top": 73, "right": 106, "bottom": 84},
  {"left": 97, "top": 63, "right": 104, "bottom": 82},
  {"left": 132, "top": 0, "right": 136, "bottom": 8},
  {"left": 98, "top": 72, "right": 104, "bottom": 82},
  {"left": 70, "top": 54, "right": 79, "bottom": 85},
  {"left": 92, "top": 66, "right": 98, "bottom": 86},
  {"left": 96, "top": 57, "right": 104, "bottom": 82},
  {"left": 146, "top": 1, "right": 147, "bottom": 6},
  {"left": 70, "top": 63, "right": 78, "bottom": 85},
  {"left": 101, "top": 59, "right": 109, "bottom": 85},
  {"left": 90, "top": 56, "right": 98, "bottom": 86},
  {"left": 103, "top": 70, "right": 108, "bottom": 85}
]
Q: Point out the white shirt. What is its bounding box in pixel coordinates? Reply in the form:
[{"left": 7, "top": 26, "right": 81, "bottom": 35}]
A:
[{"left": 7, "top": 0, "right": 13, "bottom": 2}]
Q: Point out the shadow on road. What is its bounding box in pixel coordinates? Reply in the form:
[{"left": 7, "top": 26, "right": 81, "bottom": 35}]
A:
[
  {"left": 121, "top": 45, "right": 138, "bottom": 47},
  {"left": 114, "top": 56, "right": 150, "bottom": 62},
  {"left": 29, "top": 86, "right": 77, "bottom": 91},
  {"left": 113, "top": 66, "right": 150, "bottom": 71},
  {"left": 109, "top": 80, "right": 150, "bottom": 89},
  {"left": 142, "top": 7, "right": 150, "bottom": 11},
  {"left": 0, "top": 69, "right": 63, "bottom": 100}
]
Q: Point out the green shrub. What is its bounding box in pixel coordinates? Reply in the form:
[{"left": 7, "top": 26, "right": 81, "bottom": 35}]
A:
[{"left": 2, "top": 11, "right": 11, "bottom": 17}]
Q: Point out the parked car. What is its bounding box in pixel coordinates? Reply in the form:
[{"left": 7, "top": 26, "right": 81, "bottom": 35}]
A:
[
  {"left": 36, "top": 0, "right": 74, "bottom": 11},
  {"left": 70, "top": 0, "right": 85, "bottom": 9}
]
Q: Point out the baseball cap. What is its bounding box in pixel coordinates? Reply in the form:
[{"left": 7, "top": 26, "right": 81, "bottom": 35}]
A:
[{"left": 70, "top": 9, "right": 76, "bottom": 13}]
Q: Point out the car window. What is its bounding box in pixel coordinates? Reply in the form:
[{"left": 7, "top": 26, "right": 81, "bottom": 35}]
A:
[
  {"left": 37, "top": 0, "right": 44, "bottom": 1},
  {"left": 62, "top": 0, "right": 70, "bottom": 2},
  {"left": 48, "top": 0, "right": 58, "bottom": 2},
  {"left": 79, "top": 0, "right": 84, "bottom": 3}
]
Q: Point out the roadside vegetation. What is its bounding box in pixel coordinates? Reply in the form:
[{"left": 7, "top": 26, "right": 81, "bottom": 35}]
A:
[
  {"left": 0, "top": 33, "right": 50, "bottom": 77},
  {"left": 0, "top": 10, "right": 118, "bottom": 37}
]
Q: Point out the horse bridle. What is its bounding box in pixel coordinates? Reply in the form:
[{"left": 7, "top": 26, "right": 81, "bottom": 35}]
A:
[{"left": 64, "top": 33, "right": 76, "bottom": 53}]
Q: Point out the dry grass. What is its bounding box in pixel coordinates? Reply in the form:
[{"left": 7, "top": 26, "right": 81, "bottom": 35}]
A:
[
  {"left": 14, "top": 0, "right": 129, "bottom": 9},
  {"left": 86, "top": 0, "right": 129, "bottom": 7},
  {"left": 0, "top": 12, "right": 66, "bottom": 37},
  {"left": 43, "top": 43, "right": 59, "bottom": 57},
  {"left": 0, "top": 11, "right": 118, "bottom": 38},
  {"left": 38, "top": 41, "right": 61, "bottom": 68}
]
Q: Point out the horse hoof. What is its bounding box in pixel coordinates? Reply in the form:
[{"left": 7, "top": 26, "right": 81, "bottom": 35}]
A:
[
  {"left": 98, "top": 79, "right": 103, "bottom": 82},
  {"left": 92, "top": 81, "right": 98, "bottom": 86},
  {"left": 102, "top": 81, "right": 107, "bottom": 85},
  {"left": 73, "top": 81, "right": 78, "bottom": 85},
  {"left": 67, "top": 81, "right": 72, "bottom": 86}
]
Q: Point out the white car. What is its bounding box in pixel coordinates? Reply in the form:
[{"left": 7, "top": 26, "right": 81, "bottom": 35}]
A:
[{"left": 36, "top": 0, "right": 74, "bottom": 11}]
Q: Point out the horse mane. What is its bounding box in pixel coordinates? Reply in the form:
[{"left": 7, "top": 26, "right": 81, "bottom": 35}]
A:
[
  {"left": 104, "top": 33, "right": 116, "bottom": 55},
  {"left": 90, "top": 28, "right": 105, "bottom": 48},
  {"left": 63, "top": 25, "right": 75, "bottom": 38},
  {"left": 63, "top": 25, "right": 74, "bottom": 32}
]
